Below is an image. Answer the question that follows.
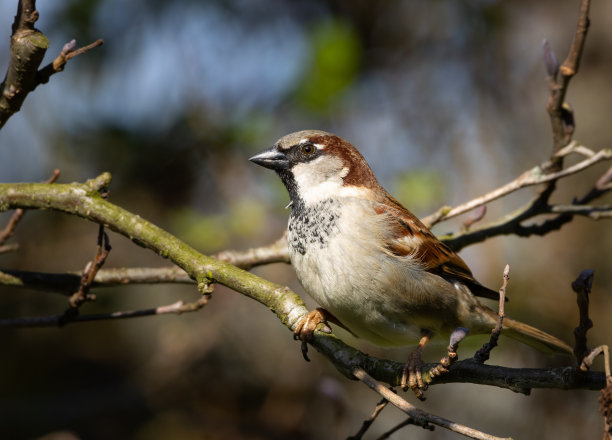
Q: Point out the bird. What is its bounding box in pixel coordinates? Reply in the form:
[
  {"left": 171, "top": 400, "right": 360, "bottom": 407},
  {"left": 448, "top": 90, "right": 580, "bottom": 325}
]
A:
[{"left": 249, "top": 129, "right": 573, "bottom": 398}]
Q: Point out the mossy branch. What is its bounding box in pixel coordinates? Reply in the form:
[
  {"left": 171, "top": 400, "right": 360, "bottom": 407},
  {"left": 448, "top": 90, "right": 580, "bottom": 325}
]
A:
[
  {"left": 0, "top": 174, "right": 306, "bottom": 330},
  {"left": 0, "top": 174, "right": 605, "bottom": 393}
]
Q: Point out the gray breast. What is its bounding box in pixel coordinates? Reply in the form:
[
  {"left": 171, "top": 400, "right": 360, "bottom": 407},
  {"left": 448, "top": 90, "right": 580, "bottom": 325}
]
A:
[{"left": 288, "top": 199, "right": 340, "bottom": 255}]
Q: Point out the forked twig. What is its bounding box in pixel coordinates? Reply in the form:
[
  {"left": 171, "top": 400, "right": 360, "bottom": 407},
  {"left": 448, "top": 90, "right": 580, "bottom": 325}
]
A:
[
  {"left": 353, "top": 368, "right": 512, "bottom": 440},
  {"left": 423, "top": 143, "right": 611, "bottom": 228},
  {"left": 348, "top": 397, "right": 390, "bottom": 440}
]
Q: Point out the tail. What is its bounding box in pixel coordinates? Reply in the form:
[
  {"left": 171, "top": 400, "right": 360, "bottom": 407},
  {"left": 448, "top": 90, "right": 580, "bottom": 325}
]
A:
[{"left": 502, "top": 316, "right": 573, "bottom": 355}]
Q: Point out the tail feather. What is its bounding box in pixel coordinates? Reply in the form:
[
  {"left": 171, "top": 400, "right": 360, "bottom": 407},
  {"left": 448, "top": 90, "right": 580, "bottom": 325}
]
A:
[{"left": 502, "top": 316, "right": 573, "bottom": 355}]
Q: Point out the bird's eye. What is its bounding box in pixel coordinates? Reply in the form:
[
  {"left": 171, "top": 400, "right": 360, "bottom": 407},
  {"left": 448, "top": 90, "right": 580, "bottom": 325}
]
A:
[{"left": 301, "top": 144, "right": 315, "bottom": 155}]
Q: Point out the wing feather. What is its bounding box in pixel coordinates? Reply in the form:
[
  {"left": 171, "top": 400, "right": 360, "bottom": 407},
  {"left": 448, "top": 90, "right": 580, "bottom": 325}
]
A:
[{"left": 375, "top": 194, "right": 502, "bottom": 301}]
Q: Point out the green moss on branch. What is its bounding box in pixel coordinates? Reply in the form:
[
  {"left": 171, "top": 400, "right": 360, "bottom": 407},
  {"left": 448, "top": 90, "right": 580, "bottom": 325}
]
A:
[
  {"left": 0, "top": 175, "right": 308, "bottom": 331},
  {"left": 0, "top": 174, "right": 605, "bottom": 393}
]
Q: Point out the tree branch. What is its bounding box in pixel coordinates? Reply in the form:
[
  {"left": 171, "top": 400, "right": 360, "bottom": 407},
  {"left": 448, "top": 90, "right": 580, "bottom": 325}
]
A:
[
  {"left": 348, "top": 397, "right": 391, "bottom": 440},
  {"left": 422, "top": 142, "right": 611, "bottom": 229},
  {"left": 354, "top": 368, "right": 512, "bottom": 440},
  {"left": 0, "top": 295, "right": 212, "bottom": 328},
  {"left": 439, "top": 157, "right": 612, "bottom": 252},
  {"left": 0, "top": 208, "right": 26, "bottom": 247},
  {"left": 421, "top": 1, "right": 597, "bottom": 257},
  {"left": 212, "top": 233, "right": 290, "bottom": 269},
  {"left": 0, "top": 175, "right": 605, "bottom": 392},
  {"left": 36, "top": 38, "right": 104, "bottom": 85},
  {"left": 0, "top": 234, "right": 289, "bottom": 294},
  {"left": 0, "top": 174, "right": 309, "bottom": 331},
  {"left": 0, "top": 1, "right": 103, "bottom": 129},
  {"left": 572, "top": 269, "right": 595, "bottom": 365},
  {"left": 1, "top": 0, "right": 48, "bottom": 129},
  {"left": 0, "top": 267, "right": 193, "bottom": 295},
  {"left": 546, "top": 0, "right": 591, "bottom": 163},
  {"left": 67, "top": 224, "right": 111, "bottom": 309},
  {"left": 473, "top": 265, "right": 509, "bottom": 364}
]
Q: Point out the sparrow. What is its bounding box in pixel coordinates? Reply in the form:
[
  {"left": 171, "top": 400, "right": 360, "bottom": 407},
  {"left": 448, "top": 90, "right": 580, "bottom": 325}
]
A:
[{"left": 250, "top": 130, "right": 573, "bottom": 398}]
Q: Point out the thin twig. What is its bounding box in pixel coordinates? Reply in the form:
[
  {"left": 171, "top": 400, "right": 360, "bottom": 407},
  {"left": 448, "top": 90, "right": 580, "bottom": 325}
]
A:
[
  {"left": 37, "top": 39, "right": 104, "bottom": 84},
  {"left": 473, "top": 265, "right": 509, "bottom": 364},
  {"left": 546, "top": 0, "right": 591, "bottom": 162},
  {"left": 0, "top": 233, "right": 290, "bottom": 294},
  {"left": 0, "top": 294, "right": 212, "bottom": 328},
  {"left": 462, "top": 205, "right": 487, "bottom": 230},
  {"left": 0, "top": 169, "right": 59, "bottom": 246},
  {"left": 0, "top": 266, "right": 194, "bottom": 295},
  {"left": 348, "top": 397, "right": 390, "bottom": 440},
  {"left": 596, "top": 166, "right": 612, "bottom": 191},
  {"left": 353, "top": 368, "right": 513, "bottom": 440},
  {"left": 581, "top": 345, "right": 609, "bottom": 372},
  {"left": 67, "top": 225, "right": 111, "bottom": 309},
  {"left": 441, "top": 163, "right": 612, "bottom": 252},
  {"left": 213, "top": 233, "right": 289, "bottom": 269},
  {"left": 0, "top": 243, "right": 19, "bottom": 254},
  {"left": 422, "top": 144, "right": 611, "bottom": 227},
  {"left": 0, "top": 176, "right": 606, "bottom": 393},
  {"left": 0, "top": 209, "right": 25, "bottom": 246},
  {"left": 572, "top": 269, "right": 594, "bottom": 364},
  {"left": 376, "top": 417, "right": 433, "bottom": 439},
  {"left": 560, "top": 0, "right": 591, "bottom": 78},
  {"left": 550, "top": 204, "right": 612, "bottom": 219},
  {"left": 422, "top": 0, "right": 595, "bottom": 248}
]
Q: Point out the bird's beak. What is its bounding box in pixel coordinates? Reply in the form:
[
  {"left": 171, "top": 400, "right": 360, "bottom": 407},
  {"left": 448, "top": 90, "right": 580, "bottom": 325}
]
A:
[{"left": 249, "top": 147, "right": 290, "bottom": 170}]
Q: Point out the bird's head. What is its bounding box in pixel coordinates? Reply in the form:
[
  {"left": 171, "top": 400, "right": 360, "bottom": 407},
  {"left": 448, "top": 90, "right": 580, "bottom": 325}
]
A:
[{"left": 250, "top": 130, "right": 381, "bottom": 205}]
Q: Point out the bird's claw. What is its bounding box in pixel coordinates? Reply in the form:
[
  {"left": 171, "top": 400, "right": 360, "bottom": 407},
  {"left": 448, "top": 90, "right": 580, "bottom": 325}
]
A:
[
  {"left": 400, "top": 329, "right": 465, "bottom": 400},
  {"left": 401, "top": 340, "right": 461, "bottom": 400},
  {"left": 401, "top": 348, "right": 428, "bottom": 400},
  {"left": 293, "top": 308, "right": 332, "bottom": 361}
]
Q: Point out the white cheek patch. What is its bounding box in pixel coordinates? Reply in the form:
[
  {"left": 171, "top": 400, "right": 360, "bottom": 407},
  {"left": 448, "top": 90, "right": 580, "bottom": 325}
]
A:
[
  {"left": 292, "top": 156, "right": 345, "bottom": 204},
  {"left": 337, "top": 185, "right": 369, "bottom": 198}
]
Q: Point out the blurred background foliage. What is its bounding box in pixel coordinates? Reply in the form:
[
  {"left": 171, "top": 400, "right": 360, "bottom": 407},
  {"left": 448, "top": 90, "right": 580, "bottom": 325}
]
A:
[{"left": 1, "top": 1, "right": 611, "bottom": 439}]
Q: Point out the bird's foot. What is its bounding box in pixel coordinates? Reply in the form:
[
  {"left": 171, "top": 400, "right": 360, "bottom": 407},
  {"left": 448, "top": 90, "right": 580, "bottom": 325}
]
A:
[
  {"left": 401, "top": 348, "right": 427, "bottom": 400},
  {"left": 401, "top": 328, "right": 469, "bottom": 400},
  {"left": 401, "top": 331, "right": 432, "bottom": 400},
  {"left": 293, "top": 307, "right": 333, "bottom": 361}
]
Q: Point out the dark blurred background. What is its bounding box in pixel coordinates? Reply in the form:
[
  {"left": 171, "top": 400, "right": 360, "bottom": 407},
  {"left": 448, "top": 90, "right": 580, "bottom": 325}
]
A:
[{"left": 1, "top": 1, "right": 611, "bottom": 439}]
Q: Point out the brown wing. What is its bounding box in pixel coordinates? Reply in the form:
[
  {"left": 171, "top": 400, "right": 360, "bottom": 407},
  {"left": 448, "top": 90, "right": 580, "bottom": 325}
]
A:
[{"left": 376, "top": 194, "right": 502, "bottom": 301}]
